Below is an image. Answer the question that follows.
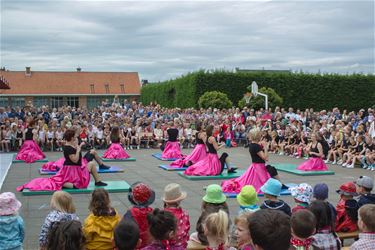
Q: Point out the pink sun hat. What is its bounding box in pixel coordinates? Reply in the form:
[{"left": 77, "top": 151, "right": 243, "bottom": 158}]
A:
[{"left": 0, "top": 192, "right": 22, "bottom": 216}]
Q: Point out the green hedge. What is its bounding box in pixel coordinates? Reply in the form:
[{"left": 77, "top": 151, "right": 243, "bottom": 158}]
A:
[{"left": 141, "top": 70, "right": 375, "bottom": 110}]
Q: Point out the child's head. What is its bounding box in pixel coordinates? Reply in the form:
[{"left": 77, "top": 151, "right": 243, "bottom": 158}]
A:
[
  {"left": 47, "top": 220, "right": 85, "bottom": 250},
  {"left": 357, "top": 204, "right": 375, "bottom": 232},
  {"left": 202, "top": 184, "right": 227, "bottom": 209},
  {"left": 162, "top": 183, "right": 187, "bottom": 207},
  {"left": 291, "top": 210, "right": 316, "bottom": 239},
  {"left": 204, "top": 210, "right": 230, "bottom": 244},
  {"left": 355, "top": 176, "right": 373, "bottom": 194},
  {"left": 50, "top": 191, "right": 76, "bottom": 213},
  {"left": 313, "top": 183, "right": 329, "bottom": 201},
  {"left": 147, "top": 208, "right": 176, "bottom": 241},
  {"left": 260, "top": 178, "right": 282, "bottom": 198},
  {"left": 234, "top": 212, "right": 253, "bottom": 247},
  {"left": 249, "top": 209, "right": 291, "bottom": 250},
  {"left": 89, "top": 188, "right": 111, "bottom": 216},
  {"left": 237, "top": 185, "right": 259, "bottom": 207},
  {"left": 308, "top": 200, "right": 333, "bottom": 231},
  {"left": 290, "top": 183, "right": 313, "bottom": 205},
  {"left": 114, "top": 219, "right": 141, "bottom": 250},
  {"left": 128, "top": 182, "right": 155, "bottom": 207},
  {"left": 336, "top": 182, "right": 357, "bottom": 201},
  {"left": 0, "top": 192, "right": 21, "bottom": 216}
]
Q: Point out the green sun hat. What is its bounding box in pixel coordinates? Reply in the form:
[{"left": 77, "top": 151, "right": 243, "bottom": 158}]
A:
[
  {"left": 237, "top": 185, "right": 259, "bottom": 207},
  {"left": 203, "top": 184, "right": 226, "bottom": 204}
]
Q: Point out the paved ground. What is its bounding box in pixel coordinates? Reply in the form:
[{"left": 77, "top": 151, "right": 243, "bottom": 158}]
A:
[{"left": 2, "top": 147, "right": 372, "bottom": 249}]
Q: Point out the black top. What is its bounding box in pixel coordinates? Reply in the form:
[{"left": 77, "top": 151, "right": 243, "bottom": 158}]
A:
[
  {"left": 16, "top": 131, "right": 23, "bottom": 138},
  {"left": 25, "top": 128, "right": 34, "bottom": 140},
  {"left": 167, "top": 128, "right": 178, "bottom": 142},
  {"left": 206, "top": 137, "right": 217, "bottom": 154},
  {"left": 196, "top": 132, "right": 204, "bottom": 144},
  {"left": 249, "top": 143, "right": 265, "bottom": 163},
  {"left": 63, "top": 145, "right": 82, "bottom": 166},
  {"left": 310, "top": 143, "right": 319, "bottom": 158}
]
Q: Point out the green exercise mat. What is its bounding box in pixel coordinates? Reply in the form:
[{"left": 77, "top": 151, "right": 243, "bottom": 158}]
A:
[
  {"left": 273, "top": 163, "right": 334, "bottom": 176},
  {"left": 178, "top": 170, "right": 244, "bottom": 180},
  {"left": 100, "top": 157, "right": 136, "bottom": 162},
  {"left": 12, "top": 155, "right": 49, "bottom": 163},
  {"left": 22, "top": 181, "right": 130, "bottom": 196}
]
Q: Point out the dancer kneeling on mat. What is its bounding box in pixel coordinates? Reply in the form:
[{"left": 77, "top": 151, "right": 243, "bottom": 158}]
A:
[
  {"left": 17, "top": 129, "right": 107, "bottom": 192},
  {"left": 222, "top": 128, "right": 285, "bottom": 194},
  {"left": 102, "top": 126, "right": 130, "bottom": 159},
  {"left": 162, "top": 120, "right": 183, "bottom": 159},
  {"left": 184, "top": 125, "right": 236, "bottom": 176}
]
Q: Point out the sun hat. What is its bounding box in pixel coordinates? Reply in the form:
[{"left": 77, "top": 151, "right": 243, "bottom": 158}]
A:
[
  {"left": 162, "top": 183, "right": 187, "bottom": 203},
  {"left": 203, "top": 184, "right": 226, "bottom": 204},
  {"left": 128, "top": 182, "right": 155, "bottom": 207},
  {"left": 260, "top": 178, "right": 282, "bottom": 197},
  {"left": 313, "top": 183, "right": 329, "bottom": 200},
  {"left": 354, "top": 176, "right": 373, "bottom": 190},
  {"left": 336, "top": 182, "right": 357, "bottom": 196},
  {"left": 0, "top": 192, "right": 22, "bottom": 216},
  {"left": 237, "top": 185, "right": 259, "bottom": 207},
  {"left": 290, "top": 183, "right": 313, "bottom": 204}
]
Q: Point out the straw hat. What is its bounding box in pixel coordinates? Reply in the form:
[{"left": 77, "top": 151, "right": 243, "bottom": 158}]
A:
[
  {"left": 162, "top": 183, "right": 187, "bottom": 203},
  {"left": 0, "top": 192, "right": 22, "bottom": 216}
]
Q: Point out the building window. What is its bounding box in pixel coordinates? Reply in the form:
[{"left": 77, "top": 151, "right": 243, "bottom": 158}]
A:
[
  {"left": 33, "top": 97, "right": 50, "bottom": 108},
  {"left": 105, "top": 84, "right": 109, "bottom": 94},
  {"left": 51, "top": 97, "right": 63, "bottom": 109},
  {"left": 0, "top": 97, "right": 9, "bottom": 107},
  {"left": 67, "top": 97, "right": 79, "bottom": 108},
  {"left": 120, "top": 84, "right": 125, "bottom": 93},
  {"left": 90, "top": 84, "right": 95, "bottom": 94},
  {"left": 87, "top": 96, "right": 105, "bottom": 110},
  {"left": 10, "top": 97, "right": 25, "bottom": 108}
]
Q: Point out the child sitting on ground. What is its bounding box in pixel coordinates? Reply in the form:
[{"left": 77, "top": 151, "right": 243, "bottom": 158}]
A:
[
  {"left": 46, "top": 220, "right": 85, "bottom": 250},
  {"left": 335, "top": 182, "right": 359, "bottom": 232},
  {"left": 142, "top": 208, "right": 181, "bottom": 250},
  {"left": 260, "top": 178, "right": 291, "bottom": 216},
  {"left": 290, "top": 183, "right": 313, "bottom": 213},
  {"left": 204, "top": 210, "right": 236, "bottom": 250},
  {"left": 123, "top": 182, "right": 155, "bottom": 249},
  {"left": 350, "top": 204, "right": 375, "bottom": 250},
  {"left": 0, "top": 192, "right": 24, "bottom": 250},
  {"left": 162, "top": 183, "right": 190, "bottom": 249},
  {"left": 113, "top": 219, "right": 141, "bottom": 250},
  {"left": 83, "top": 188, "right": 120, "bottom": 250},
  {"left": 234, "top": 212, "right": 254, "bottom": 250},
  {"left": 313, "top": 183, "right": 337, "bottom": 223},
  {"left": 39, "top": 191, "right": 80, "bottom": 248},
  {"left": 290, "top": 209, "right": 317, "bottom": 250},
  {"left": 236, "top": 185, "right": 259, "bottom": 214}
]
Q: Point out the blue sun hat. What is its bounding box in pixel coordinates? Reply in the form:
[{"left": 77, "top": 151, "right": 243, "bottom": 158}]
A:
[{"left": 260, "top": 178, "right": 282, "bottom": 197}]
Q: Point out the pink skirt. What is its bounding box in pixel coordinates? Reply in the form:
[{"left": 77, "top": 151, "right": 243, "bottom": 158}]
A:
[
  {"left": 184, "top": 153, "right": 222, "bottom": 176},
  {"left": 15, "top": 140, "right": 45, "bottom": 163},
  {"left": 17, "top": 158, "right": 90, "bottom": 191},
  {"left": 222, "top": 163, "right": 270, "bottom": 194},
  {"left": 170, "top": 144, "right": 207, "bottom": 168},
  {"left": 162, "top": 141, "right": 182, "bottom": 159},
  {"left": 42, "top": 157, "right": 65, "bottom": 171},
  {"left": 297, "top": 157, "right": 328, "bottom": 171},
  {"left": 103, "top": 143, "right": 130, "bottom": 159}
]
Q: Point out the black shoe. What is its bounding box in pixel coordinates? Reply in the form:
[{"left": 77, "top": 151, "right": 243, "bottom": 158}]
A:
[
  {"left": 228, "top": 168, "right": 238, "bottom": 174},
  {"left": 95, "top": 181, "right": 108, "bottom": 186},
  {"left": 281, "top": 184, "right": 289, "bottom": 190},
  {"left": 99, "top": 164, "right": 111, "bottom": 170}
]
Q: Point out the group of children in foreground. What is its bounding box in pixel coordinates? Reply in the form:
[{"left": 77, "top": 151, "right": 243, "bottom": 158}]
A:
[{"left": 1, "top": 176, "right": 375, "bottom": 250}]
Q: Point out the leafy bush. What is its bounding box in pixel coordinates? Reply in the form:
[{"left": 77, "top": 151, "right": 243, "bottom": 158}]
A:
[
  {"left": 198, "top": 91, "right": 233, "bottom": 109},
  {"left": 238, "top": 87, "right": 283, "bottom": 110}
]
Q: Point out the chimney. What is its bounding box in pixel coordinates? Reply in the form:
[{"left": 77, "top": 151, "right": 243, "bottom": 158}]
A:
[
  {"left": 25, "top": 66, "right": 31, "bottom": 76},
  {"left": 76, "top": 67, "right": 82, "bottom": 72}
]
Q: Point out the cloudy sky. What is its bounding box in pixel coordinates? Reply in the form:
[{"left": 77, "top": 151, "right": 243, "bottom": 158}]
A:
[{"left": 1, "top": 0, "right": 374, "bottom": 81}]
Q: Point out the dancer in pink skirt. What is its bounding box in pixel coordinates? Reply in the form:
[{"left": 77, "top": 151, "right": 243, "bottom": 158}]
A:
[
  {"left": 17, "top": 129, "right": 107, "bottom": 191},
  {"left": 184, "top": 125, "right": 236, "bottom": 176},
  {"left": 297, "top": 132, "right": 328, "bottom": 171},
  {"left": 162, "top": 121, "right": 183, "bottom": 159},
  {"left": 222, "top": 128, "right": 284, "bottom": 194},
  {"left": 15, "top": 120, "right": 45, "bottom": 163},
  {"left": 170, "top": 123, "right": 207, "bottom": 168},
  {"left": 102, "top": 126, "right": 130, "bottom": 159}
]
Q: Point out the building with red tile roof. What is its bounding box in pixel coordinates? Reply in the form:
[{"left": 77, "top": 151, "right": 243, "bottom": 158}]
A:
[{"left": 0, "top": 67, "right": 141, "bottom": 109}]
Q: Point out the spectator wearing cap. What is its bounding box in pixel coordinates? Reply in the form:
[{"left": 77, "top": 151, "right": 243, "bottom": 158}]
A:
[
  {"left": 335, "top": 182, "right": 359, "bottom": 232},
  {"left": 260, "top": 178, "right": 291, "bottom": 216},
  {"left": 355, "top": 176, "right": 375, "bottom": 207},
  {"left": 162, "top": 183, "right": 190, "bottom": 249},
  {"left": 350, "top": 204, "right": 375, "bottom": 250},
  {"left": 123, "top": 182, "right": 155, "bottom": 249},
  {"left": 313, "top": 183, "right": 337, "bottom": 224},
  {"left": 290, "top": 183, "right": 313, "bottom": 213},
  {"left": 236, "top": 185, "right": 259, "bottom": 214}
]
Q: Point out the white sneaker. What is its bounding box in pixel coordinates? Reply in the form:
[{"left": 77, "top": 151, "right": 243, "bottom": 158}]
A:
[
  {"left": 332, "top": 161, "right": 337, "bottom": 165},
  {"left": 130, "top": 146, "right": 133, "bottom": 150},
  {"left": 342, "top": 163, "right": 347, "bottom": 167},
  {"left": 324, "top": 159, "right": 330, "bottom": 164},
  {"left": 371, "top": 167, "right": 375, "bottom": 171},
  {"left": 337, "top": 160, "right": 343, "bottom": 165},
  {"left": 137, "top": 145, "right": 140, "bottom": 150},
  {"left": 346, "top": 163, "right": 354, "bottom": 168}
]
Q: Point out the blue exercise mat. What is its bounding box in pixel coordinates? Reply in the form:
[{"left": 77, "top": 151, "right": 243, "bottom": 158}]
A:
[
  {"left": 152, "top": 153, "right": 180, "bottom": 161},
  {"left": 224, "top": 183, "right": 297, "bottom": 198},
  {"left": 39, "top": 166, "right": 124, "bottom": 175}
]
